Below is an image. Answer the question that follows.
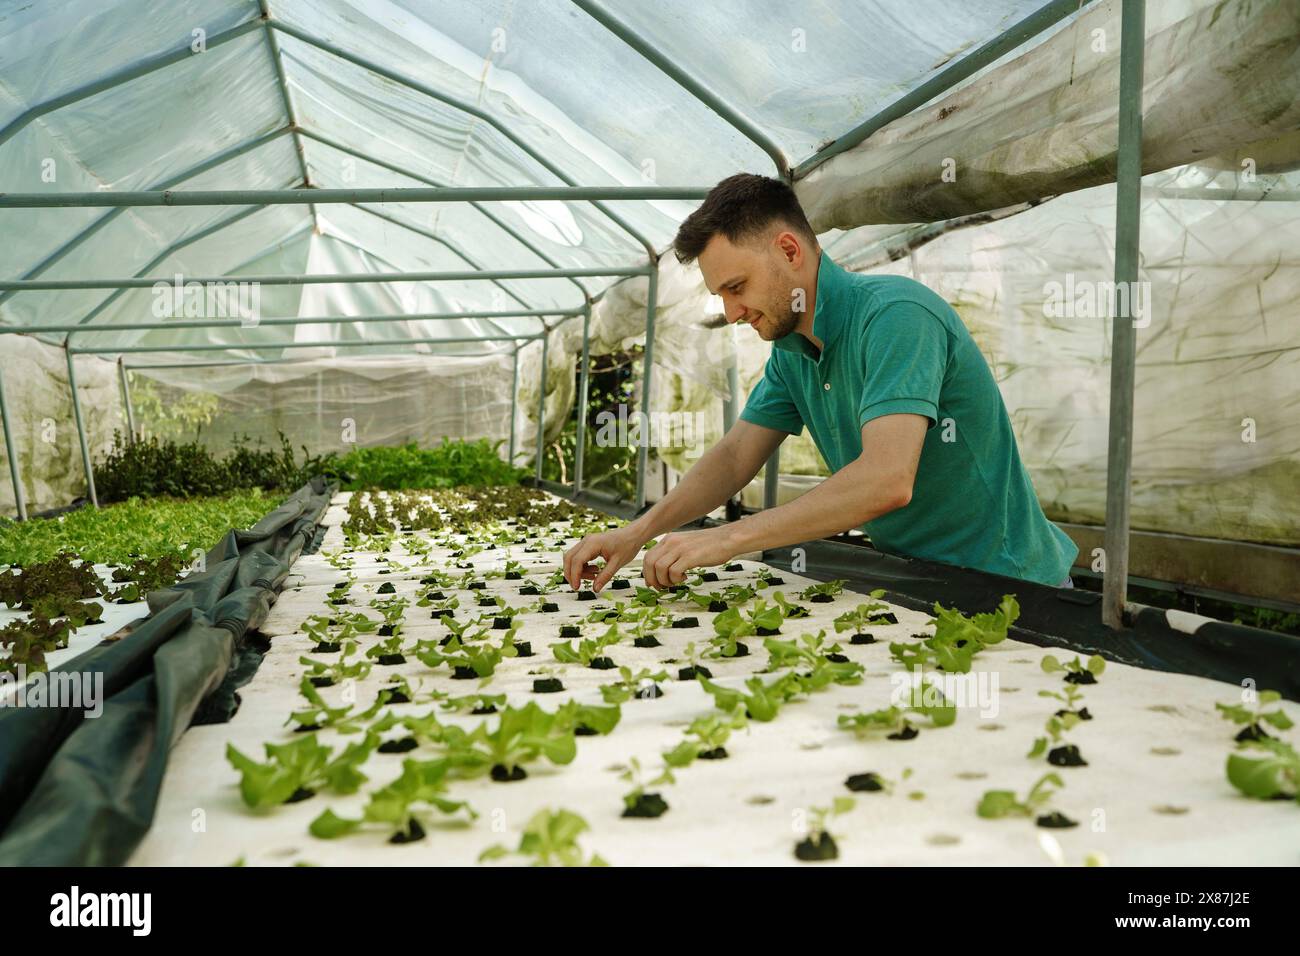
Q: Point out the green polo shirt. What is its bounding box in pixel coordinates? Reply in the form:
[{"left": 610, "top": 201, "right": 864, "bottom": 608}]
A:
[{"left": 740, "top": 251, "right": 1078, "bottom": 586}]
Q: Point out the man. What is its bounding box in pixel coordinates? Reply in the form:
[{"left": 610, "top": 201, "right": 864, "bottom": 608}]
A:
[{"left": 563, "top": 173, "right": 1077, "bottom": 592}]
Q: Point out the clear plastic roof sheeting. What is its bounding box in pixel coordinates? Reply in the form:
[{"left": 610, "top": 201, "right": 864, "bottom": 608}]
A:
[{"left": 1, "top": 0, "right": 1298, "bottom": 549}]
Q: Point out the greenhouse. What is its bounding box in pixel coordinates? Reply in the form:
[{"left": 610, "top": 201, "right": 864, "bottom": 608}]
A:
[{"left": 1, "top": 0, "right": 1298, "bottom": 883}]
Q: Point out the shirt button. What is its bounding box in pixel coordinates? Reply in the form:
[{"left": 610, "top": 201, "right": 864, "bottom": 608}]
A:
[{"left": 823, "top": 382, "right": 831, "bottom": 391}]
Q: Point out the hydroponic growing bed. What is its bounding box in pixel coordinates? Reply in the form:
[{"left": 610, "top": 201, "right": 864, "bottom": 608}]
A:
[{"left": 128, "top": 488, "right": 1300, "bottom": 867}]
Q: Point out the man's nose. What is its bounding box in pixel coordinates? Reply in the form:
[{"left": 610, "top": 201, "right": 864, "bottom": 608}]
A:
[{"left": 724, "top": 300, "right": 746, "bottom": 324}]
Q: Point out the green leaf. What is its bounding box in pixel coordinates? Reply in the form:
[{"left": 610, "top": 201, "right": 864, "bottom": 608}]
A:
[
  {"left": 1226, "top": 739, "right": 1299, "bottom": 800},
  {"left": 976, "top": 790, "right": 1023, "bottom": 819},
  {"left": 309, "top": 808, "right": 363, "bottom": 839}
]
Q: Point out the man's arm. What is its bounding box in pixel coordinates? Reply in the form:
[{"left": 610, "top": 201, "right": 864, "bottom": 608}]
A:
[
  {"left": 627, "top": 419, "right": 787, "bottom": 539},
  {"left": 562, "top": 419, "right": 787, "bottom": 590},
  {"left": 639, "top": 414, "right": 926, "bottom": 586},
  {"left": 724, "top": 413, "right": 926, "bottom": 552}
]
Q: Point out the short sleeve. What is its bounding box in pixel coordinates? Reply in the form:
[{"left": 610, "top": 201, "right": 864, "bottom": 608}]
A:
[
  {"left": 858, "top": 303, "right": 948, "bottom": 429},
  {"left": 740, "top": 355, "right": 804, "bottom": 435}
]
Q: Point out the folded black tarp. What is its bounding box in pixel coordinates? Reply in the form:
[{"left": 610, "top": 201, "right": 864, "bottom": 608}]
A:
[{"left": 0, "top": 476, "right": 334, "bottom": 866}]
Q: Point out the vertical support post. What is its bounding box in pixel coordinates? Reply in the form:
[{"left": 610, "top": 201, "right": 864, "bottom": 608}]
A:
[
  {"left": 117, "top": 358, "right": 137, "bottom": 443},
  {"left": 1102, "top": 0, "right": 1145, "bottom": 629},
  {"left": 634, "top": 261, "right": 659, "bottom": 510},
  {"left": 508, "top": 347, "right": 520, "bottom": 465},
  {"left": 574, "top": 305, "right": 592, "bottom": 496},
  {"left": 534, "top": 331, "right": 549, "bottom": 482},
  {"left": 722, "top": 325, "right": 742, "bottom": 521},
  {"left": 65, "top": 348, "right": 99, "bottom": 508},
  {"left": 722, "top": 323, "right": 739, "bottom": 434},
  {"left": 0, "top": 363, "right": 27, "bottom": 520},
  {"left": 763, "top": 447, "right": 781, "bottom": 510}
]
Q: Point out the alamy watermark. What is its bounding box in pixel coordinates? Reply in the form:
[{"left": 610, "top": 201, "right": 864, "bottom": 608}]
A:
[
  {"left": 594, "top": 403, "right": 709, "bottom": 460},
  {"left": 890, "top": 666, "right": 1000, "bottom": 719},
  {"left": 152, "top": 273, "right": 261, "bottom": 326},
  {"left": 1042, "top": 273, "right": 1151, "bottom": 327},
  {"left": 0, "top": 665, "right": 103, "bottom": 718}
]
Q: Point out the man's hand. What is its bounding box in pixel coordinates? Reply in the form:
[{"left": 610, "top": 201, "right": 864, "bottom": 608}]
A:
[
  {"left": 562, "top": 525, "right": 645, "bottom": 593},
  {"left": 641, "top": 527, "right": 741, "bottom": 590}
]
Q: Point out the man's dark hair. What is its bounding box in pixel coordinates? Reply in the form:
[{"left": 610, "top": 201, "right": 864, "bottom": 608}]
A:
[{"left": 673, "top": 173, "right": 818, "bottom": 264}]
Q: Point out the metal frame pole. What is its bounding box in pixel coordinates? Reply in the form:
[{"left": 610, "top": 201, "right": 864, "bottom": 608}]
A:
[
  {"left": 70, "top": 333, "right": 539, "bottom": 356},
  {"left": 1102, "top": 0, "right": 1146, "bottom": 629},
  {"left": 763, "top": 448, "right": 781, "bottom": 510},
  {"left": 634, "top": 263, "right": 659, "bottom": 510},
  {"left": 0, "top": 186, "right": 706, "bottom": 210},
  {"left": 118, "top": 358, "right": 138, "bottom": 444},
  {"left": 3, "top": 265, "right": 651, "bottom": 294},
  {"left": 508, "top": 347, "right": 521, "bottom": 465},
  {"left": 574, "top": 305, "right": 593, "bottom": 495},
  {"left": 534, "top": 331, "right": 549, "bottom": 482},
  {"left": 65, "top": 348, "right": 99, "bottom": 508},
  {"left": 2, "top": 308, "right": 571, "bottom": 338},
  {"left": 0, "top": 364, "right": 27, "bottom": 520}
]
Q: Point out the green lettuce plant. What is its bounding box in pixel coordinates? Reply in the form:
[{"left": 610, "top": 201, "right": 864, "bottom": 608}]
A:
[
  {"left": 226, "top": 734, "right": 375, "bottom": 808},
  {"left": 478, "top": 808, "right": 607, "bottom": 866}
]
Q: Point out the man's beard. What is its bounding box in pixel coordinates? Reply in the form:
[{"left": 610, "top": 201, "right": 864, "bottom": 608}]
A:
[{"left": 755, "top": 299, "right": 800, "bottom": 340}]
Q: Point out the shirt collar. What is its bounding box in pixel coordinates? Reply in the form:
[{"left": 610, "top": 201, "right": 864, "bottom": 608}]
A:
[{"left": 772, "top": 250, "right": 844, "bottom": 363}]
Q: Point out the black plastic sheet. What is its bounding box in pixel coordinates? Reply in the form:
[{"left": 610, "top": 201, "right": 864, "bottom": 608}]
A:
[{"left": 0, "top": 476, "right": 334, "bottom": 865}]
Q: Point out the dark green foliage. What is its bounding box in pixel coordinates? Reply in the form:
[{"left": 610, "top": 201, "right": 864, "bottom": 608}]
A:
[
  {"left": 93, "top": 430, "right": 340, "bottom": 502},
  {"left": 335, "top": 439, "right": 527, "bottom": 490}
]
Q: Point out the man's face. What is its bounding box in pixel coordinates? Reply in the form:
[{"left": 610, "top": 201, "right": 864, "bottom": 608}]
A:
[{"left": 698, "top": 231, "right": 802, "bottom": 342}]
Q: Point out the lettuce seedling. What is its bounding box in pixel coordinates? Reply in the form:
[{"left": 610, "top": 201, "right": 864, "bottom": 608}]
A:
[
  {"left": 697, "top": 673, "right": 801, "bottom": 722},
  {"left": 720, "top": 582, "right": 756, "bottom": 606},
  {"left": 795, "top": 797, "right": 855, "bottom": 861},
  {"left": 770, "top": 591, "right": 811, "bottom": 619},
  {"left": 762, "top": 630, "right": 864, "bottom": 690},
  {"left": 762, "top": 629, "right": 846, "bottom": 671},
  {"left": 1226, "top": 737, "right": 1299, "bottom": 801},
  {"left": 890, "top": 594, "right": 1019, "bottom": 673},
  {"left": 365, "top": 633, "right": 408, "bottom": 664},
  {"left": 369, "top": 595, "right": 410, "bottom": 637},
  {"left": 599, "top": 666, "right": 670, "bottom": 704},
  {"left": 436, "top": 701, "right": 579, "bottom": 780},
  {"left": 838, "top": 682, "right": 956, "bottom": 740},
  {"left": 310, "top": 757, "right": 476, "bottom": 843},
  {"left": 1041, "top": 653, "right": 1105, "bottom": 684},
  {"left": 675, "top": 641, "right": 713, "bottom": 680},
  {"left": 845, "top": 767, "right": 913, "bottom": 794},
  {"left": 832, "top": 590, "right": 890, "bottom": 640},
  {"left": 552, "top": 623, "right": 621, "bottom": 668},
  {"left": 800, "top": 579, "right": 847, "bottom": 603},
  {"left": 418, "top": 630, "right": 515, "bottom": 677},
  {"left": 1038, "top": 681, "right": 1092, "bottom": 721},
  {"left": 977, "top": 772, "right": 1065, "bottom": 819},
  {"left": 1028, "top": 710, "right": 1088, "bottom": 766},
  {"left": 1216, "top": 689, "right": 1295, "bottom": 742},
  {"left": 226, "top": 734, "right": 375, "bottom": 808},
  {"left": 633, "top": 586, "right": 663, "bottom": 607},
  {"left": 287, "top": 677, "right": 385, "bottom": 734},
  {"left": 439, "top": 692, "right": 508, "bottom": 714},
  {"left": 662, "top": 711, "right": 748, "bottom": 767},
  {"left": 478, "top": 808, "right": 608, "bottom": 866},
  {"left": 554, "top": 700, "right": 623, "bottom": 736},
  {"left": 298, "top": 651, "right": 372, "bottom": 686},
  {"left": 620, "top": 756, "right": 673, "bottom": 818},
  {"left": 325, "top": 576, "right": 355, "bottom": 604},
  {"left": 708, "top": 604, "right": 770, "bottom": 658}
]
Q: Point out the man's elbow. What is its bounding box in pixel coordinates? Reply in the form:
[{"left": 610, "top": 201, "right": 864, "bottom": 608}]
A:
[{"left": 883, "top": 478, "right": 913, "bottom": 514}]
